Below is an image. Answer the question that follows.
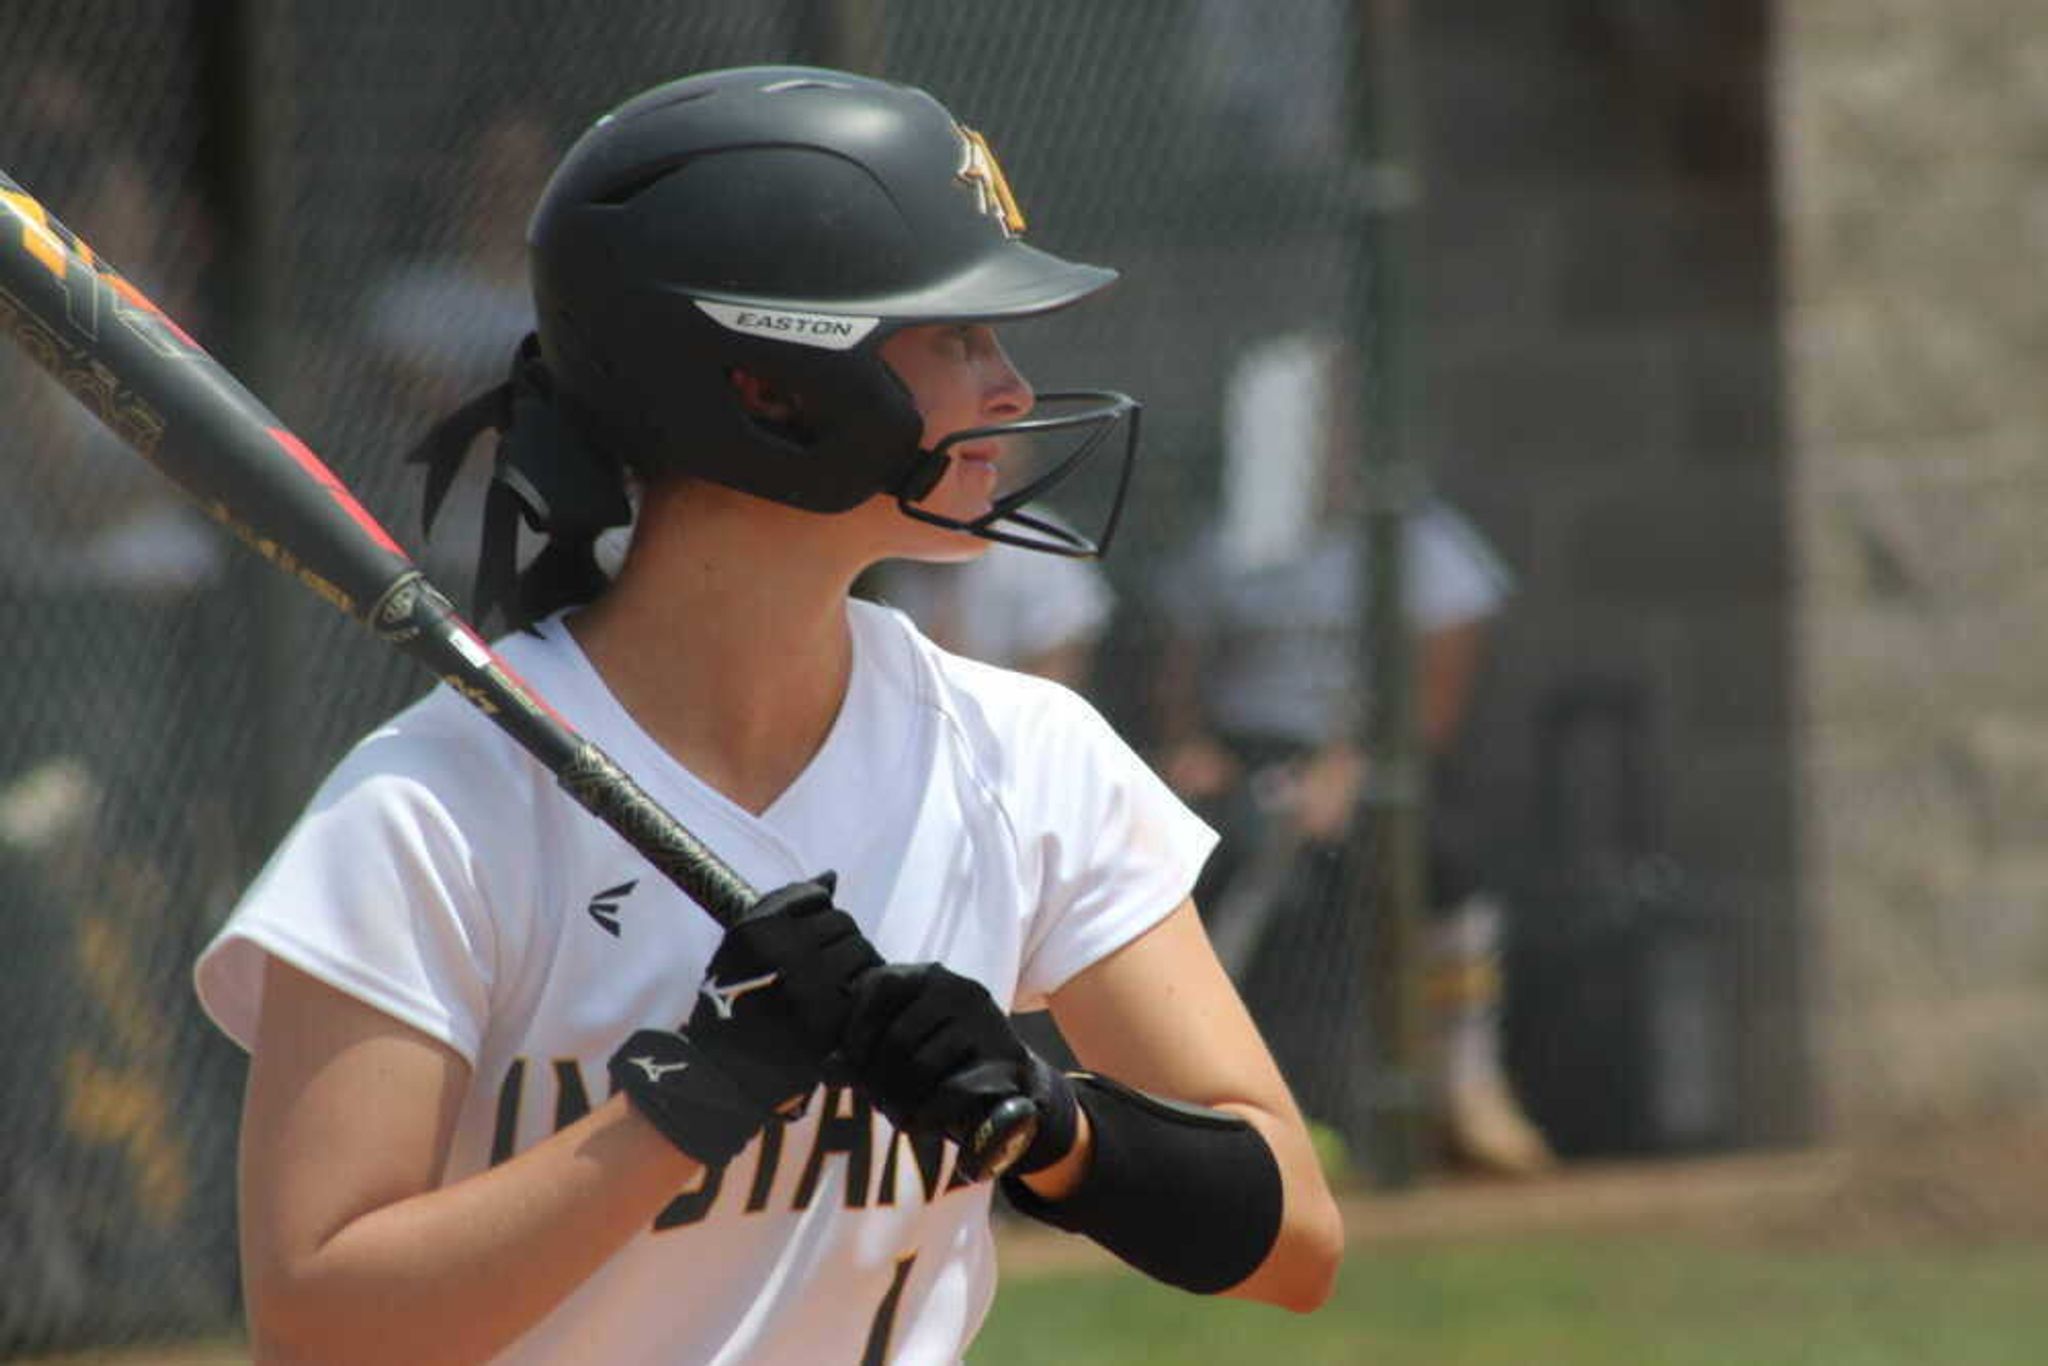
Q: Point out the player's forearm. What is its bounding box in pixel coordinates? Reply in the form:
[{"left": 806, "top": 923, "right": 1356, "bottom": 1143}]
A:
[
  {"left": 1212, "top": 1102, "right": 1345, "bottom": 1313},
  {"left": 247, "top": 1094, "right": 696, "bottom": 1365},
  {"left": 999, "top": 1076, "right": 1342, "bottom": 1312}
]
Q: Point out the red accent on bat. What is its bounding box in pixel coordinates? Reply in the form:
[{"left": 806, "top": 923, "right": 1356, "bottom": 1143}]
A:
[
  {"left": 265, "top": 427, "right": 409, "bottom": 560},
  {"left": 107, "top": 271, "right": 201, "bottom": 351}
]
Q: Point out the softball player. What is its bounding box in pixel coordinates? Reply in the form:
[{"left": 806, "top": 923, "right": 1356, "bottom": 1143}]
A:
[{"left": 196, "top": 67, "right": 1342, "bottom": 1363}]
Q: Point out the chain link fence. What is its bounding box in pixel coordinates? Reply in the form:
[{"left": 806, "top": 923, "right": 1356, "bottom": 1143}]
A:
[
  {"left": 0, "top": 2, "right": 1419, "bottom": 1354},
  {"left": 1, "top": 4, "right": 249, "bottom": 1353}
]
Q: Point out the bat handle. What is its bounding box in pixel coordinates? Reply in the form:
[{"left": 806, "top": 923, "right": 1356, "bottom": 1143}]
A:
[{"left": 963, "top": 1094, "right": 1041, "bottom": 1180}]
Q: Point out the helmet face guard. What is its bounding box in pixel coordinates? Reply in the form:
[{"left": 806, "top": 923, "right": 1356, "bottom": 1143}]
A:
[{"left": 894, "top": 389, "right": 1141, "bottom": 559}]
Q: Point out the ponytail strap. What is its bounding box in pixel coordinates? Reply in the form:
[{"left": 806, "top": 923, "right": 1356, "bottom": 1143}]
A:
[{"left": 406, "top": 334, "right": 632, "bottom": 630}]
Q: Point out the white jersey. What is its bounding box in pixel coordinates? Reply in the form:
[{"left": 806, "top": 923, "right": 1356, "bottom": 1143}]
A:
[{"left": 194, "top": 598, "right": 1213, "bottom": 1365}]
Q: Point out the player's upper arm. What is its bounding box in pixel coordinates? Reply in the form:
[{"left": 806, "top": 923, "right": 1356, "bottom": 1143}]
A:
[
  {"left": 239, "top": 957, "right": 470, "bottom": 1289},
  {"left": 1049, "top": 900, "right": 1296, "bottom": 1115}
]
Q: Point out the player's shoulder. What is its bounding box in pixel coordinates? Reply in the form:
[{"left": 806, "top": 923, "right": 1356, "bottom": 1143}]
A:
[{"left": 311, "top": 626, "right": 571, "bottom": 827}]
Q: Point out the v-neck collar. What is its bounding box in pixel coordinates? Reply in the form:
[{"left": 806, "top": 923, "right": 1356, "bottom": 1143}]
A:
[{"left": 537, "top": 605, "right": 875, "bottom": 836}]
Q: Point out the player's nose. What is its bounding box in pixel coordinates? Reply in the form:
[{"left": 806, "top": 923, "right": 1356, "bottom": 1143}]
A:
[{"left": 980, "top": 333, "right": 1033, "bottom": 420}]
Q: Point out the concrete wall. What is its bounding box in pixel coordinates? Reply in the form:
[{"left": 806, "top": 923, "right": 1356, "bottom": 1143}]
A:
[
  {"left": 1778, "top": 0, "right": 2048, "bottom": 1131},
  {"left": 1414, "top": 0, "right": 2048, "bottom": 1142}
]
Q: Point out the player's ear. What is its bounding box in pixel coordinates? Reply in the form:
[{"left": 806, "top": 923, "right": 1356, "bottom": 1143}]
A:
[{"left": 728, "top": 368, "right": 800, "bottom": 424}]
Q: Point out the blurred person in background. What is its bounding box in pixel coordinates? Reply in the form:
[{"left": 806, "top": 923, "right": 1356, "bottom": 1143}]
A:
[{"left": 1151, "top": 331, "right": 1554, "bottom": 1178}]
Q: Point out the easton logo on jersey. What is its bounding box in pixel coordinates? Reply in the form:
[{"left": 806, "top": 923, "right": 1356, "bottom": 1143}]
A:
[
  {"left": 953, "top": 124, "right": 1026, "bottom": 237},
  {"left": 586, "top": 879, "right": 638, "bottom": 937}
]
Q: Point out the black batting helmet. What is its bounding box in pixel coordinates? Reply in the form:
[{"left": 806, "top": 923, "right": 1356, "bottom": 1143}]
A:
[{"left": 525, "top": 65, "right": 1139, "bottom": 555}]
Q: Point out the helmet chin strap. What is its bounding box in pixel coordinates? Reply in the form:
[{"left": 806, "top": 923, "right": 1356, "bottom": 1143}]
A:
[{"left": 891, "top": 389, "right": 1141, "bottom": 560}]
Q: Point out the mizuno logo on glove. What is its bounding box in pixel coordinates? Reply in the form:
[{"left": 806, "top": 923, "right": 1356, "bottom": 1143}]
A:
[
  {"left": 627, "top": 1054, "right": 691, "bottom": 1084},
  {"left": 699, "top": 971, "right": 779, "bottom": 1020}
]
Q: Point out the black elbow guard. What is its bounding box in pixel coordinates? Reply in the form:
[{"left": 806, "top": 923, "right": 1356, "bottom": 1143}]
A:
[{"left": 999, "top": 1073, "right": 1284, "bottom": 1294}]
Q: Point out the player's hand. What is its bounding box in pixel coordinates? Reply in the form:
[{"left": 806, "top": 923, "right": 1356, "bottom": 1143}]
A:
[
  {"left": 686, "top": 874, "right": 884, "bottom": 1112},
  {"left": 839, "top": 962, "right": 1079, "bottom": 1180},
  {"left": 610, "top": 875, "right": 881, "bottom": 1167}
]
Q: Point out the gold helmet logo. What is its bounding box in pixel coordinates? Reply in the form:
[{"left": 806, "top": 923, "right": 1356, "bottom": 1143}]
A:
[{"left": 954, "top": 124, "right": 1027, "bottom": 238}]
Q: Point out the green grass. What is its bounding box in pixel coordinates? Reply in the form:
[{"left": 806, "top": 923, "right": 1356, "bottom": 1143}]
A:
[
  {"left": 971, "top": 1238, "right": 2048, "bottom": 1365},
  {"left": 29, "top": 1234, "right": 2048, "bottom": 1365}
]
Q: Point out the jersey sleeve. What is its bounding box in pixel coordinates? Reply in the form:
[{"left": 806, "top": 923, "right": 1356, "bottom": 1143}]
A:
[
  {"left": 1011, "top": 685, "right": 1218, "bottom": 1009},
  {"left": 193, "top": 726, "right": 520, "bottom": 1067}
]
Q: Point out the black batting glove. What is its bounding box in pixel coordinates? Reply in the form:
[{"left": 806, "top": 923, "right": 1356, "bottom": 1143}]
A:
[
  {"left": 840, "top": 962, "right": 1080, "bottom": 1180},
  {"left": 686, "top": 874, "right": 884, "bottom": 1109},
  {"left": 611, "top": 874, "right": 883, "bottom": 1167}
]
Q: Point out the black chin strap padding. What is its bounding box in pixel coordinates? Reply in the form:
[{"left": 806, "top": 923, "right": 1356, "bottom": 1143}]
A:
[{"left": 893, "top": 448, "right": 951, "bottom": 502}]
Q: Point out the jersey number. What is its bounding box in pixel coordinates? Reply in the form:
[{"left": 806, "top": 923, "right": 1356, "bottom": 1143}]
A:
[{"left": 860, "top": 1252, "right": 918, "bottom": 1366}]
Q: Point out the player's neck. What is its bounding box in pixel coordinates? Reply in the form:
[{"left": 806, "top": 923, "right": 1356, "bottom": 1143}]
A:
[{"left": 566, "top": 511, "right": 859, "bottom": 816}]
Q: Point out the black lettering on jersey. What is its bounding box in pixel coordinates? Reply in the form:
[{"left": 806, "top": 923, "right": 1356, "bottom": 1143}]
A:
[
  {"left": 653, "top": 1098, "right": 788, "bottom": 1229},
  {"left": 493, "top": 1058, "right": 978, "bottom": 1223},
  {"left": 553, "top": 1058, "right": 595, "bottom": 1131},
  {"left": 488, "top": 1057, "right": 614, "bottom": 1166},
  {"left": 488, "top": 1057, "right": 594, "bottom": 1165},
  {"left": 745, "top": 1117, "right": 787, "bottom": 1212},
  {"left": 489, "top": 1059, "right": 526, "bottom": 1167},
  {"left": 654, "top": 1160, "right": 729, "bottom": 1230},
  {"left": 793, "top": 1085, "right": 874, "bottom": 1211},
  {"left": 875, "top": 1124, "right": 954, "bottom": 1206},
  {"left": 482, "top": 1054, "right": 734, "bottom": 1230}
]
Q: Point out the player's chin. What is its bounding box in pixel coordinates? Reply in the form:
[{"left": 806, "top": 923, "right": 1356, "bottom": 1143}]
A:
[
  {"left": 894, "top": 516, "right": 993, "bottom": 564},
  {"left": 896, "top": 477, "right": 998, "bottom": 559}
]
